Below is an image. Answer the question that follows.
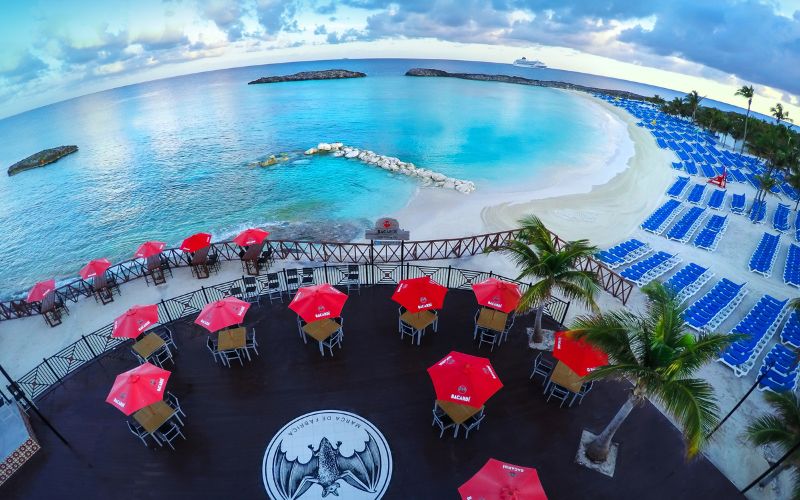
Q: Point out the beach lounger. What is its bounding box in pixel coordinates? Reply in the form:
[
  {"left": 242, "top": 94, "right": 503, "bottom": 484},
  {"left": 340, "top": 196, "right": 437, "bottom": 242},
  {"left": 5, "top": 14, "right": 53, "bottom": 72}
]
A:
[
  {"left": 730, "top": 193, "right": 746, "bottom": 214},
  {"left": 684, "top": 279, "right": 748, "bottom": 333},
  {"left": 699, "top": 163, "right": 716, "bottom": 178},
  {"left": 749, "top": 232, "right": 781, "bottom": 277},
  {"left": 748, "top": 200, "right": 767, "bottom": 224},
  {"left": 784, "top": 243, "right": 800, "bottom": 288},
  {"left": 676, "top": 150, "right": 690, "bottom": 162},
  {"left": 773, "top": 203, "right": 791, "bottom": 232},
  {"left": 666, "top": 206, "right": 705, "bottom": 243},
  {"left": 619, "top": 251, "right": 681, "bottom": 287},
  {"left": 663, "top": 263, "right": 713, "bottom": 304},
  {"left": 717, "top": 295, "right": 789, "bottom": 377},
  {"left": 692, "top": 215, "right": 728, "bottom": 251},
  {"left": 686, "top": 184, "right": 706, "bottom": 205},
  {"left": 666, "top": 176, "right": 690, "bottom": 198},
  {"left": 683, "top": 162, "right": 698, "bottom": 175},
  {"left": 594, "top": 239, "right": 652, "bottom": 269},
  {"left": 706, "top": 189, "right": 726, "bottom": 210},
  {"left": 781, "top": 183, "right": 800, "bottom": 201},
  {"left": 656, "top": 138, "right": 668, "bottom": 149},
  {"left": 780, "top": 310, "right": 800, "bottom": 348},
  {"left": 757, "top": 343, "right": 800, "bottom": 392},
  {"left": 641, "top": 199, "right": 683, "bottom": 234}
]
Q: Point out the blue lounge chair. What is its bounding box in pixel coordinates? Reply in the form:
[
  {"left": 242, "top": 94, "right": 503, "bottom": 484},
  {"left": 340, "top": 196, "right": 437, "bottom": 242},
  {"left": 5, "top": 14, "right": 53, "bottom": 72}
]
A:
[{"left": 749, "top": 232, "right": 781, "bottom": 277}]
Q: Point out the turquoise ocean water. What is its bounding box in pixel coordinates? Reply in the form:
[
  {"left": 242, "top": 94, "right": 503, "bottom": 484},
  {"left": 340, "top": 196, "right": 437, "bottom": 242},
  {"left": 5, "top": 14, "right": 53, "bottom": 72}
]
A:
[{"left": 0, "top": 58, "right": 685, "bottom": 295}]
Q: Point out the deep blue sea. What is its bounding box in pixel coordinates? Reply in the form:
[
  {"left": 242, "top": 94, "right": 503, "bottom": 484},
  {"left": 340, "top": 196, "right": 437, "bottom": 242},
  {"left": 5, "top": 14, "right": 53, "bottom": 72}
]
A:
[{"left": 0, "top": 58, "right": 744, "bottom": 295}]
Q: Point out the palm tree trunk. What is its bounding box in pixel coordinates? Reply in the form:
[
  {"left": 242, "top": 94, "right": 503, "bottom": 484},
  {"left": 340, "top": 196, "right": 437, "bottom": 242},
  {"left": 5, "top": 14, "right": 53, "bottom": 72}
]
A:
[
  {"left": 585, "top": 393, "right": 637, "bottom": 462},
  {"left": 758, "top": 461, "right": 792, "bottom": 487},
  {"left": 530, "top": 303, "right": 545, "bottom": 346},
  {"left": 741, "top": 102, "right": 751, "bottom": 154}
]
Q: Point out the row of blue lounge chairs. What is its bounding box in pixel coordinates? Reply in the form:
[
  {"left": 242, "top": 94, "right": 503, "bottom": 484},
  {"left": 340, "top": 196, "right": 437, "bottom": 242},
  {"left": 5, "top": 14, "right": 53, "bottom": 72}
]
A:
[
  {"left": 785, "top": 244, "right": 800, "bottom": 288},
  {"left": 757, "top": 343, "right": 800, "bottom": 392},
  {"left": 666, "top": 207, "right": 705, "bottom": 243},
  {"left": 663, "top": 263, "right": 713, "bottom": 304},
  {"left": 693, "top": 215, "right": 728, "bottom": 251},
  {"left": 749, "top": 200, "right": 767, "bottom": 224},
  {"left": 717, "top": 295, "right": 788, "bottom": 377},
  {"left": 773, "top": 203, "right": 791, "bottom": 232},
  {"left": 594, "top": 239, "right": 651, "bottom": 269},
  {"left": 641, "top": 199, "right": 682, "bottom": 234},
  {"left": 749, "top": 232, "right": 781, "bottom": 277},
  {"left": 619, "top": 251, "right": 681, "bottom": 286},
  {"left": 683, "top": 278, "right": 748, "bottom": 332}
]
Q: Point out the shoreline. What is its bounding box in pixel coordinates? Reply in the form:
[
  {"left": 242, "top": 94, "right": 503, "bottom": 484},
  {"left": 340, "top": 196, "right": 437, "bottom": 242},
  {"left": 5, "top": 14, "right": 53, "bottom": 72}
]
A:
[{"left": 394, "top": 90, "right": 675, "bottom": 248}]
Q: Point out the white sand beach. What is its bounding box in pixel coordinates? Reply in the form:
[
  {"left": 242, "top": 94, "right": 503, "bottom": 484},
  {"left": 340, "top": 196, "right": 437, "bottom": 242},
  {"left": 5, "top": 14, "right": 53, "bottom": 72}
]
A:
[{"left": 0, "top": 88, "right": 796, "bottom": 497}]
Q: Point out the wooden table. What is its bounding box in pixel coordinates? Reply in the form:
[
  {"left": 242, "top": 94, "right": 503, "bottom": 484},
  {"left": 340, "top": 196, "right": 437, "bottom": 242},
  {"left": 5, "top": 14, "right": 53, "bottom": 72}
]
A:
[
  {"left": 40, "top": 294, "right": 61, "bottom": 327},
  {"left": 437, "top": 400, "right": 484, "bottom": 425},
  {"left": 132, "top": 333, "right": 166, "bottom": 359},
  {"left": 93, "top": 274, "right": 114, "bottom": 304},
  {"left": 146, "top": 255, "right": 166, "bottom": 285},
  {"left": 133, "top": 400, "right": 176, "bottom": 434},
  {"left": 477, "top": 307, "right": 508, "bottom": 333},
  {"left": 549, "top": 361, "right": 584, "bottom": 393},
  {"left": 302, "top": 319, "right": 340, "bottom": 342},
  {"left": 241, "top": 243, "right": 265, "bottom": 276},
  {"left": 191, "top": 247, "right": 211, "bottom": 279},
  {"left": 218, "top": 327, "right": 247, "bottom": 351},
  {"left": 400, "top": 310, "right": 437, "bottom": 345}
]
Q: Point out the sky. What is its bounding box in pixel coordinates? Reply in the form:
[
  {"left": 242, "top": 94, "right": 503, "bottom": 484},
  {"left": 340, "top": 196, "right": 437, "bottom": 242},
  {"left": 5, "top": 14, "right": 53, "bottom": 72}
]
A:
[{"left": 0, "top": 0, "right": 799, "bottom": 120}]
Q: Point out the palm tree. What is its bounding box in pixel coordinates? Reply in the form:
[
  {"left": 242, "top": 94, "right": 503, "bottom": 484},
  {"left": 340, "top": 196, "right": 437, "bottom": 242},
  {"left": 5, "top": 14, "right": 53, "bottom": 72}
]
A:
[
  {"left": 684, "top": 90, "right": 705, "bottom": 123},
  {"left": 745, "top": 391, "right": 800, "bottom": 495},
  {"left": 487, "top": 215, "right": 600, "bottom": 346},
  {"left": 787, "top": 167, "right": 800, "bottom": 211},
  {"left": 571, "top": 282, "right": 734, "bottom": 462},
  {"left": 772, "top": 103, "right": 793, "bottom": 126},
  {"left": 736, "top": 85, "right": 755, "bottom": 153}
]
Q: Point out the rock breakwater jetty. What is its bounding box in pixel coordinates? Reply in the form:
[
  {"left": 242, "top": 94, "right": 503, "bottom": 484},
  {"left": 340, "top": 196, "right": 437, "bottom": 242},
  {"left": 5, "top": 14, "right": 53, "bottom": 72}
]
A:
[
  {"left": 7, "top": 145, "right": 79, "bottom": 176},
  {"left": 304, "top": 142, "right": 476, "bottom": 193}
]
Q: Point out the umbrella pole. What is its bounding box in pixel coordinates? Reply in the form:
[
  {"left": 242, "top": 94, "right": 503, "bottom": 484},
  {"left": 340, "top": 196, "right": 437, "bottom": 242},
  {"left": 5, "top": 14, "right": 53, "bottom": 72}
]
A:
[{"left": 0, "top": 362, "right": 72, "bottom": 449}]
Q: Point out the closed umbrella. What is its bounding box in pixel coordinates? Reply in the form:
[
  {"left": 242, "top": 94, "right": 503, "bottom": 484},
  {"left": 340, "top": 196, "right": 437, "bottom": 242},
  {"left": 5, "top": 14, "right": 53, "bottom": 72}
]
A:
[
  {"left": 105, "top": 362, "right": 170, "bottom": 416},
  {"left": 233, "top": 228, "right": 270, "bottom": 247},
  {"left": 427, "top": 351, "right": 503, "bottom": 409},
  {"left": 458, "top": 459, "right": 548, "bottom": 500},
  {"left": 27, "top": 279, "right": 56, "bottom": 303},
  {"left": 553, "top": 331, "right": 608, "bottom": 377},
  {"left": 113, "top": 304, "right": 159, "bottom": 339},
  {"left": 194, "top": 296, "right": 250, "bottom": 332},
  {"left": 289, "top": 284, "right": 348, "bottom": 322},
  {"left": 80, "top": 258, "right": 112, "bottom": 280},
  {"left": 471, "top": 278, "right": 521, "bottom": 313},
  {"left": 391, "top": 276, "right": 448, "bottom": 313},
  {"left": 180, "top": 232, "right": 212, "bottom": 253},
  {"left": 134, "top": 241, "right": 166, "bottom": 259}
]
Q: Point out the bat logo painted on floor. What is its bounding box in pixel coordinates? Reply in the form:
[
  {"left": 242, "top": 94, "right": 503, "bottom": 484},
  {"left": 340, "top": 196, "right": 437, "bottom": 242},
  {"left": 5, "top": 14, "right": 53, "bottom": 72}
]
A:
[{"left": 263, "top": 410, "right": 393, "bottom": 499}]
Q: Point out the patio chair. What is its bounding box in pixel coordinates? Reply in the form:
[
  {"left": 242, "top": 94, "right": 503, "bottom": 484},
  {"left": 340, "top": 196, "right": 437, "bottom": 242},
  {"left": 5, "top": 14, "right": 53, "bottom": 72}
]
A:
[
  {"left": 243, "top": 329, "right": 259, "bottom": 360},
  {"left": 300, "top": 267, "right": 315, "bottom": 286},
  {"left": 545, "top": 383, "right": 573, "bottom": 408},
  {"left": 457, "top": 408, "right": 485, "bottom": 439},
  {"left": 320, "top": 329, "right": 343, "bottom": 357},
  {"left": 285, "top": 269, "right": 299, "bottom": 295},
  {"left": 207, "top": 253, "right": 220, "bottom": 274},
  {"left": 219, "top": 347, "right": 244, "bottom": 367},
  {"left": 155, "top": 421, "right": 186, "bottom": 450},
  {"left": 155, "top": 326, "right": 177, "bottom": 352},
  {"left": 126, "top": 420, "right": 151, "bottom": 447},
  {"left": 165, "top": 391, "right": 186, "bottom": 425},
  {"left": 206, "top": 337, "right": 222, "bottom": 364},
  {"left": 297, "top": 316, "right": 308, "bottom": 344},
  {"left": 132, "top": 350, "right": 147, "bottom": 365},
  {"left": 478, "top": 329, "right": 500, "bottom": 351},
  {"left": 345, "top": 265, "right": 360, "bottom": 295},
  {"left": 570, "top": 381, "right": 594, "bottom": 407},
  {"left": 151, "top": 345, "right": 174, "bottom": 368},
  {"left": 265, "top": 273, "right": 282, "bottom": 303},
  {"left": 228, "top": 286, "right": 244, "bottom": 300},
  {"left": 431, "top": 404, "right": 456, "bottom": 438},
  {"left": 399, "top": 320, "right": 416, "bottom": 344},
  {"left": 243, "top": 276, "right": 260, "bottom": 305},
  {"left": 501, "top": 312, "right": 516, "bottom": 344},
  {"left": 529, "top": 353, "right": 553, "bottom": 383}
]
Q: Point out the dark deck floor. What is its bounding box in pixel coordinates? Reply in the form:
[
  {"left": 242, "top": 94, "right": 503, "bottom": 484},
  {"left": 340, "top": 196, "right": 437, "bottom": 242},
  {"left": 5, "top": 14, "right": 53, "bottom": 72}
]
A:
[{"left": 4, "top": 286, "right": 739, "bottom": 499}]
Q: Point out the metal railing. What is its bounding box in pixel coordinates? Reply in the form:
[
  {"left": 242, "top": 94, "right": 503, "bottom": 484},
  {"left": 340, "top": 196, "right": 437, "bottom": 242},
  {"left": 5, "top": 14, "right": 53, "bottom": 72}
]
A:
[
  {"left": 0, "top": 229, "right": 631, "bottom": 322},
  {"left": 8, "top": 263, "right": 569, "bottom": 403}
]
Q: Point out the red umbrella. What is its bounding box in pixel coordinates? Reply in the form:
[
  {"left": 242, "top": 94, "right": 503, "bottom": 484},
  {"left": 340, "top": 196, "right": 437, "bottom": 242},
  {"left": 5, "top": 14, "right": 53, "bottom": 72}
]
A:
[
  {"left": 233, "top": 228, "right": 270, "bottom": 247},
  {"left": 105, "top": 362, "right": 171, "bottom": 416},
  {"left": 80, "top": 258, "right": 112, "bottom": 280},
  {"left": 471, "top": 278, "right": 522, "bottom": 313},
  {"left": 134, "top": 241, "right": 166, "bottom": 259},
  {"left": 27, "top": 279, "right": 56, "bottom": 303},
  {"left": 113, "top": 304, "right": 159, "bottom": 339},
  {"left": 194, "top": 296, "right": 250, "bottom": 332},
  {"left": 458, "top": 459, "right": 548, "bottom": 500},
  {"left": 180, "top": 232, "right": 212, "bottom": 252},
  {"left": 427, "top": 351, "right": 503, "bottom": 409},
  {"left": 391, "top": 276, "right": 448, "bottom": 313},
  {"left": 289, "top": 284, "right": 348, "bottom": 322},
  {"left": 553, "top": 331, "right": 608, "bottom": 377}
]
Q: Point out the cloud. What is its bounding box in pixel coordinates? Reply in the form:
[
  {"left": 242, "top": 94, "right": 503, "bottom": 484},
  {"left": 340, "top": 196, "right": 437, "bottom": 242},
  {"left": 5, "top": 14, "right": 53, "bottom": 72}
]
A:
[
  {"left": 0, "top": 51, "right": 49, "bottom": 84},
  {"left": 315, "top": 1, "right": 337, "bottom": 15},
  {"left": 326, "top": 28, "right": 367, "bottom": 44},
  {"left": 198, "top": 0, "right": 246, "bottom": 41},
  {"left": 314, "top": 24, "right": 328, "bottom": 35},
  {"left": 254, "top": 0, "right": 300, "bottom": 35}
]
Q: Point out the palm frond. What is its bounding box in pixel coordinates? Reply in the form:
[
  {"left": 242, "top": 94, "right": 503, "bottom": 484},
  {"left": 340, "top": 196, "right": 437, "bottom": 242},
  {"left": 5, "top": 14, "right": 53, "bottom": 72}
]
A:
[
  {"left": 746, "top": 414, "right": 796, "bottom": 448},
  {"left": 650, "top": 377, "right": 720, "bottom": 457}
]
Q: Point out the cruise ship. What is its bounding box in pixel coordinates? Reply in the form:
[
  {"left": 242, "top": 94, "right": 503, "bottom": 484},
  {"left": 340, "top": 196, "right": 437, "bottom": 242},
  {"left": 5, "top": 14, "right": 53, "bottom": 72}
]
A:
[{"left": 513, "top": 57, "right": 547, "bottom": 69}]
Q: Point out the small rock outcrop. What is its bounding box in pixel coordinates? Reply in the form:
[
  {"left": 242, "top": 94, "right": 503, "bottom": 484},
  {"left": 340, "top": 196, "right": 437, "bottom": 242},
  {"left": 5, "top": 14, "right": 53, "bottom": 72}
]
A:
[
  {"left": 248, "top": 70, "right": 366, "bottom": 85},
  {"left": 405, "top": 68, "right": 649, "bottom": 100},
  {"left": 306, "top": 142, "right": 476, "bottom": 194},
  {"left": 7, "top": 146, "right": 79, "bottom": 176}
]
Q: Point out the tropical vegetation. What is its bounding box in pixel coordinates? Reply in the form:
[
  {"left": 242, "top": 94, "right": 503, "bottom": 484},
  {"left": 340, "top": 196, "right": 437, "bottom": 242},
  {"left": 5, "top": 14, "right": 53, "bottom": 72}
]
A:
[
  {"left": 570, "top": 282, "right": 734, "bottom": 462},
  {"left": 745, "top": 391, "right": 800, "bottom": 496},
  {"left": 487, "top": 215, "right": 600, "bottom": 346},
  {"left": 735, "top": 85, "right": 754, "bottom": 153}
]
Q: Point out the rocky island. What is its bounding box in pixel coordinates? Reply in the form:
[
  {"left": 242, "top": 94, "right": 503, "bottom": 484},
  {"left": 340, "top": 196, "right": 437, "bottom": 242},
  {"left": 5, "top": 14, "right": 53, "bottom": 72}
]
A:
[
  {"left": 405, "top": 68, "right": 648, "bottom": 100},
  {"left": 7, "top": 146, "right": 79, "bottom": 176},
  {"left": 248, "top": 69, "right": 366, "bottom": 85}
]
